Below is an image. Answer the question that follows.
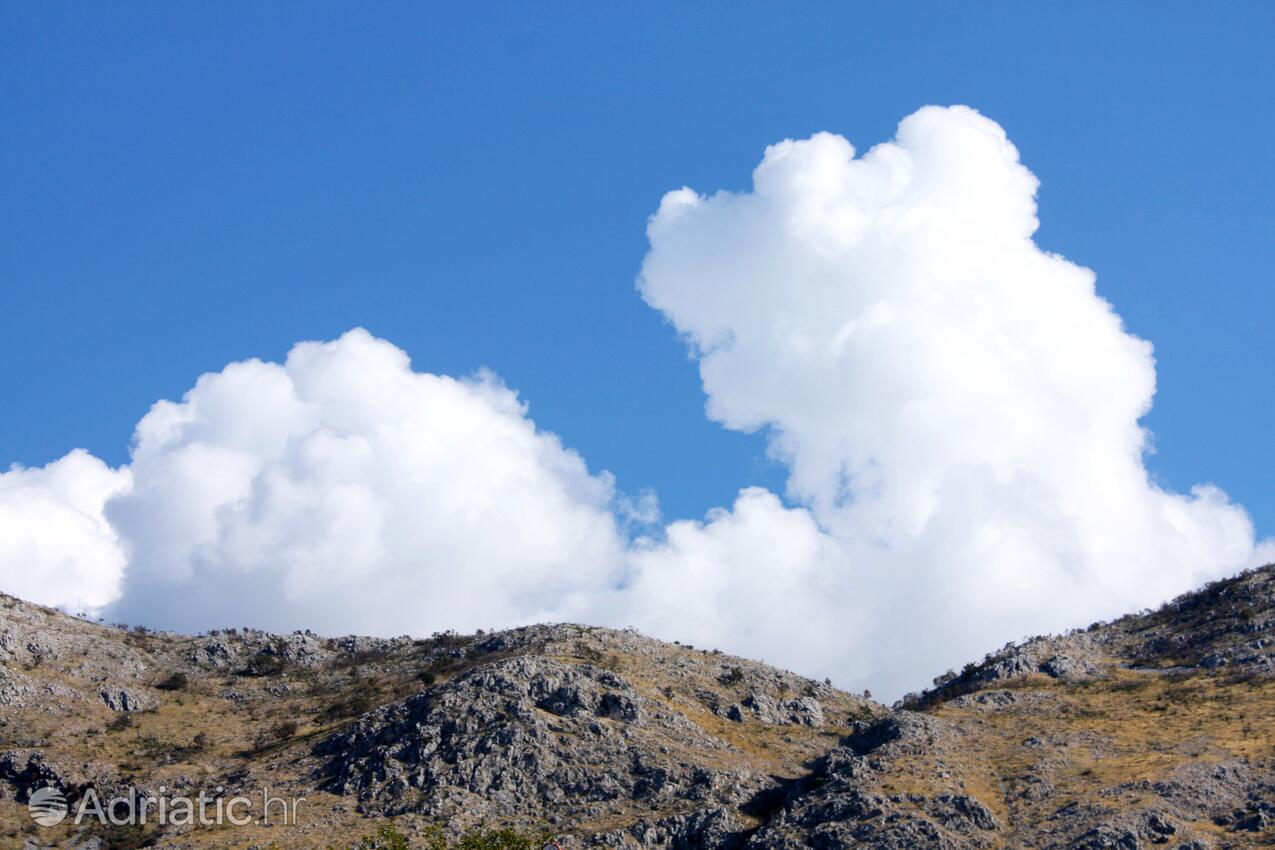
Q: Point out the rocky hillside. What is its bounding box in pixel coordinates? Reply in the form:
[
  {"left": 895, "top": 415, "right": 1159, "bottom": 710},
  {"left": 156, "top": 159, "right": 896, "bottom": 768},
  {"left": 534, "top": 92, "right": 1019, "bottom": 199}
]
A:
[
  {"left": 1, "top": 565, "right": 1272, "bottom": 850},
  {"left": 751, "top": 565, "right": 1275, "bottom": 850}
]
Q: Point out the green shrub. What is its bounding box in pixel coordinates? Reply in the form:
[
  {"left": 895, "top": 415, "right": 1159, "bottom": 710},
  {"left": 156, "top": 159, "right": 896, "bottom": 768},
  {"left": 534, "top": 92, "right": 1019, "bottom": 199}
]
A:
[
  {"left": 155, "top": 671, "right": 188, "bottom": 691},
  {"left": 322, "top": 690, "right": 374, "bottom": 722},
  {"left": 354, "top": 824, "right": 554, "bottom": 850},
  {"left": 457, "top": 827, "right": 553, "bottom": 850},
  {"left": 252, "top": 719, "right": 299, "bottom": 751},
  {"left": 356, "top": 825, "right": 412, "bottom": 850},
  {"left": 239, "top": 652, "right": 287, "bottom": 677},
  {"left": 106, "top": 714, "right": 135, "bottom": 732}
]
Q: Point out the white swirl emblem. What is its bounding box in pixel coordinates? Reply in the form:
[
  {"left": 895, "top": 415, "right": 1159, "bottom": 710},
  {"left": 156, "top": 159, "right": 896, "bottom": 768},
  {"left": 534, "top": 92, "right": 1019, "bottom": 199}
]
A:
[{"left": 28, "top": 786, "right": 68, "bottom": 826}]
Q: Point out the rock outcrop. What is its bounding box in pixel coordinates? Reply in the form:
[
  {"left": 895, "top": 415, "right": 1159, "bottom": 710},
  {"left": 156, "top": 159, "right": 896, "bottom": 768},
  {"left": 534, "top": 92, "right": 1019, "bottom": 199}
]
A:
[{"left": 318, "top": 655, "right": 767, "bottom": 829}]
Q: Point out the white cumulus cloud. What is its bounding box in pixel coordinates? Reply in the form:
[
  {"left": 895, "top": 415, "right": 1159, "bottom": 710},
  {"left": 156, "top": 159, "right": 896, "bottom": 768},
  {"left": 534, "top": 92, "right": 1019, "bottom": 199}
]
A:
[
  {"left": 99, "top": 328, "right": 630, "bottom": 635},
  {"left": 0, "top": 106, "right": 1267, "bottom": 699},
  {"left": 0, "top": 449, "right": 131, "bottom": 613},
  {"left": 632, "top": 105, "right": 1268, "bottom": 694}
]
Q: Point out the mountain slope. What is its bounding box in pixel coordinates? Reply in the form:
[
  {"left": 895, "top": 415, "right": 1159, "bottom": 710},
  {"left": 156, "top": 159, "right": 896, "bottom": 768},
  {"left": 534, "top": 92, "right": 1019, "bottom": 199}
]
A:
[
  {"left": 748, "top": 565, "right": 1275, "bottom": 849},
  {"left": 0, "top": 565, "right": 1272, "bottom": 849},
  {"left": 0, "top": 602, "right": 875, "bottom": 849}
]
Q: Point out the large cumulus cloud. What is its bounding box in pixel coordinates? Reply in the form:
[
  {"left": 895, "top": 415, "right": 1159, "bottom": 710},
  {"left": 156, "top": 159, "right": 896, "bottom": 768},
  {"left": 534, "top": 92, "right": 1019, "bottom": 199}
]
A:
[
  {"left": 630, "top": 105, "right": 1268, "bottom": 692},
  {"left": 0, "top": 106, "right": 1267, "bottom": 697}
]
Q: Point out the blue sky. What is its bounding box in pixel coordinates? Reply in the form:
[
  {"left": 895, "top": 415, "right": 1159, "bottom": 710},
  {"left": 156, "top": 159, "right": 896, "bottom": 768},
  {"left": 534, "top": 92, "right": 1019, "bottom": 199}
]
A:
[{"left": 3, "top": 1, "right": 1272, "bottom": 537}]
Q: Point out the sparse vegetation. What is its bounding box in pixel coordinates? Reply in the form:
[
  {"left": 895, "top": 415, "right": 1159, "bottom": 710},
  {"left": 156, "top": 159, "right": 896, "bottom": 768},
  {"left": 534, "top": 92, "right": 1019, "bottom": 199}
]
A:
[
  {"left": 321, "top": 690, "right": 375, "bottom": 722},
  {"left": 154, "top": 671, "right": 188, "bottom": 690},
  {"left": 848, "top": 703, "right": 875, "bottom": 723},
  {"left": 353, "top": 823, "right": 555, "bottom": 850},
  {"left": 252, "top": 719, "right": 299, "bottom": 751},
  {"left": 239, "top": 648, "right": 288, "bottom": 677},
  {"left": 83, "top": 821, "right": 154, "bottom": 850},
  {"left": 106, "top": 714, "right": 135, "bottom": 732},
  {"left": 573, "top": 640, "right": 604, "bottom": 663}
]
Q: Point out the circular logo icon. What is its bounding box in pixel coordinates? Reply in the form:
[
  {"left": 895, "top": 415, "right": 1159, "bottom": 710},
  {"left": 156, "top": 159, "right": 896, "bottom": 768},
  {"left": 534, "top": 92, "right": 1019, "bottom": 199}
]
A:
[{"left": 28, "top": 786, "right": 68, "bottom": 826}]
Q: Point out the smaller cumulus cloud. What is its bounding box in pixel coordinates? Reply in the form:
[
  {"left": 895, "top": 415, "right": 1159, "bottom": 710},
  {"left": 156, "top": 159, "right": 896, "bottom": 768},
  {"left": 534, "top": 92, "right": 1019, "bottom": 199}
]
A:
[
  {"left": 103, "top": 329, "right": 630, "bottom": 635},
  {"left": 0, "top": 450, "right": 130, "bottom": 612},
  {"left": 593, "top": 488, "right": 866, "bottom": 683},
  {"left": 0, "top": 330, "right": 633, "bottom": 637}
]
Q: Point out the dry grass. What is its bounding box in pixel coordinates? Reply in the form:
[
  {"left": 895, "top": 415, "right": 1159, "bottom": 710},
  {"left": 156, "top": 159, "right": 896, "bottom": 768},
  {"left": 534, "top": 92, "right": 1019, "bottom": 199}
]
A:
[{"left": 908, "top": 666, "right": 1275, "bottom": 843}]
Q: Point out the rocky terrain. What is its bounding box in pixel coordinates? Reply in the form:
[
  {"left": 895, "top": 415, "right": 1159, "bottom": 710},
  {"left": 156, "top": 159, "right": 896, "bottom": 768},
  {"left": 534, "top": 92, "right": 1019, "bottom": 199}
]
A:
[{"left": 0, "top": 564, "right": 1272, "bottom": 849}]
